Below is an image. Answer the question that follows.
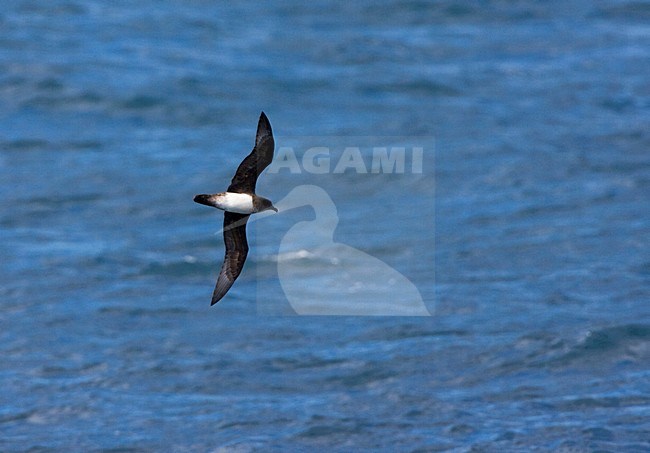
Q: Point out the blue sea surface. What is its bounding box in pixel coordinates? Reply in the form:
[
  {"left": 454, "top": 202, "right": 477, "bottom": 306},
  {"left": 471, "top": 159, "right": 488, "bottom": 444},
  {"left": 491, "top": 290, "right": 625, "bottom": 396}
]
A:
[{"left": 1, "top": 1, "right": 649, "bottom": 451}]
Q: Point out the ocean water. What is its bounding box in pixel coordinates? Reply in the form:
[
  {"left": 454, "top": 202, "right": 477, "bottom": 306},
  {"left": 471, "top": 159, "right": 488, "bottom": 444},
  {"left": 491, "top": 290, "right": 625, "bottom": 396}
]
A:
[{"left": 1, "top": 0, "right": 649, "bottom": 451}]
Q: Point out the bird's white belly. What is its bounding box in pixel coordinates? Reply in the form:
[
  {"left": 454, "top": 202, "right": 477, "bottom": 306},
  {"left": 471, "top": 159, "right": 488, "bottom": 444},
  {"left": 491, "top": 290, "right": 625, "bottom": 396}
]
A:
[{"left": 216, "top": 192, "right": 254, "bottom": 214}]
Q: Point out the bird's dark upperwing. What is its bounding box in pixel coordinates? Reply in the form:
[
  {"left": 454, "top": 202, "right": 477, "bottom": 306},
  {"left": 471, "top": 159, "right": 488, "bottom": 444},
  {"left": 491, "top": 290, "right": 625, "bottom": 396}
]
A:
[
  {"left": 211, "top": 212, "right": 250, "bottom": 305},
  {"left": 227, "top": 112, "right": 275, "bottom": 194}
]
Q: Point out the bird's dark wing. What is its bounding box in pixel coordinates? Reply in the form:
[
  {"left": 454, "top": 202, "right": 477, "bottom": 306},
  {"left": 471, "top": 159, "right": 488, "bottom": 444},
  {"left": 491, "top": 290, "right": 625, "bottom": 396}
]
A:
[
  {"left": 227, "top": 112, "right": 275, "bottom": 194},
  {"left": 211, "top": 212, "right": 250, "bottom": 305}
]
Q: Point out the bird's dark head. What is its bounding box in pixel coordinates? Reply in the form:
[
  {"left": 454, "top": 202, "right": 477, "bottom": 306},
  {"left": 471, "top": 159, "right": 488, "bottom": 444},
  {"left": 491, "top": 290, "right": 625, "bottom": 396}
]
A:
[{"left": 255, "top": 196, "right": 278, "bottom": 213}]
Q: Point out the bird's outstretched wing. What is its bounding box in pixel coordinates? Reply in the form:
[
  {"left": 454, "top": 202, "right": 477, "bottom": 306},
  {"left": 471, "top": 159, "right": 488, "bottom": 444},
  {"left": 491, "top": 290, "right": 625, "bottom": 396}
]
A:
[
  {"left": 211, "top": 212, "right": 250, "bottom": 305},
  {"left": 227, "top": 112, "right": 275, "bottom": 194}
]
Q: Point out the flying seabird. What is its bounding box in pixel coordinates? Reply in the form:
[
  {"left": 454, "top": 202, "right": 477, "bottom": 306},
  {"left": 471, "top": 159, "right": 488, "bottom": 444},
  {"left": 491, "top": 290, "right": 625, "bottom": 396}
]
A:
[{"left": 193, "top": 112, "right": 277, "bottom": 305}]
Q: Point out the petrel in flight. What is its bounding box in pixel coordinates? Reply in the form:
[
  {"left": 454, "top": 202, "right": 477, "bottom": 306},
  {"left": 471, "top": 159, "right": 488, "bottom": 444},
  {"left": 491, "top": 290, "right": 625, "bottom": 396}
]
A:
[{"left": 194, "top": 112, "right": 277, "bottom": 305}]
